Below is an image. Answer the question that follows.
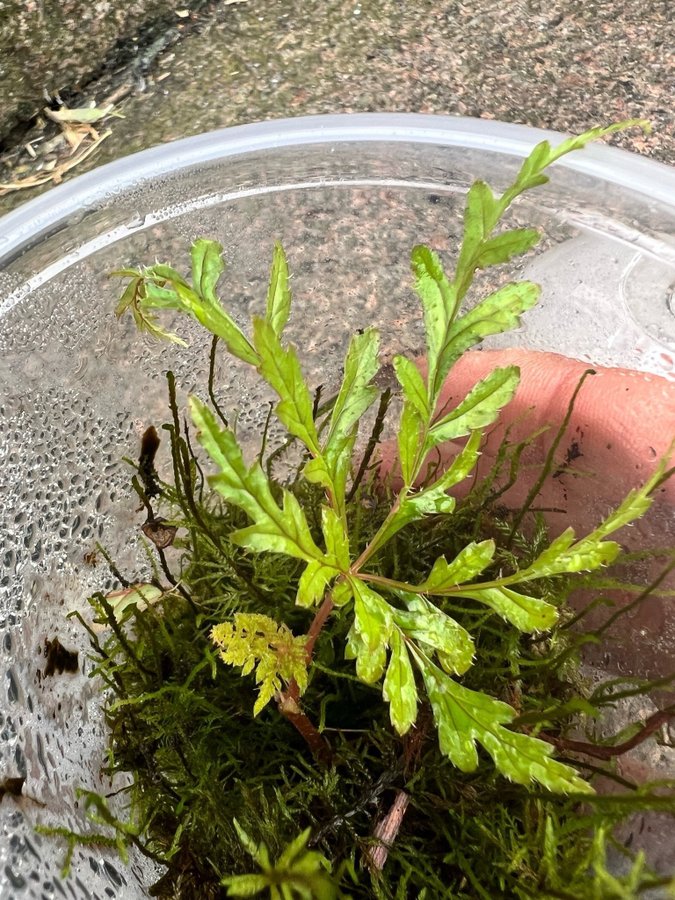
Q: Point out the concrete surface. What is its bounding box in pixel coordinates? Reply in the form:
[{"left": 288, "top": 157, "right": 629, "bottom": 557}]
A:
[{"left": 0, "top": 0, "right": 673, "bottom": 216}]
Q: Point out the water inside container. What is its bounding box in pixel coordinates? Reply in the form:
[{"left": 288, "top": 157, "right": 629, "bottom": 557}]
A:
[{"left": 1, "top": 126, "right": 675, "bottom": 897}]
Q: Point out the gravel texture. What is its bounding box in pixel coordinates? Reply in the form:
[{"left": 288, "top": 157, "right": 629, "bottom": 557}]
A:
[
  {"left": 0, "top": 0, "right": 215, "bottom": 142},
  {"left": 0, "top": 0, "right": 673, "bottom": 215}
]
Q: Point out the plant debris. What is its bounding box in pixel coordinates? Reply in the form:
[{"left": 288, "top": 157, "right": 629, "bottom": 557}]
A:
[
  {"left": 0, "top": 105, "right": 114, "bottom": 197},
  {"left": 43, "top": 637, "right": 79, "bottom": 677}
]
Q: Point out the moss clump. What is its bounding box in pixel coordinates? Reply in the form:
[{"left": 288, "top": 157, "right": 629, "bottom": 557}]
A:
[{"left": 64, "top": 394, "right": 675, "bottom": 899}]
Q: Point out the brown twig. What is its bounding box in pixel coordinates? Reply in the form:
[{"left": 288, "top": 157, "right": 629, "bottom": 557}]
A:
[
  {"left": 542, "top": 704, "right": 675, "bottom": 761},
  {"left": 364, "top": 789, "right": 411, "bottom": 871}
]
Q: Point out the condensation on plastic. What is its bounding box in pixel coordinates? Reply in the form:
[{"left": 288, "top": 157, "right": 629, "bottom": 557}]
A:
[{"left": 1, "top": 115, "right": 674, "bottom": 898}]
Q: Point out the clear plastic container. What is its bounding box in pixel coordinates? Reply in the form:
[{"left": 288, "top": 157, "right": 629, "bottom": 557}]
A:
[{"left": 1, "top": 114, "right": 674, "bottom": 897}]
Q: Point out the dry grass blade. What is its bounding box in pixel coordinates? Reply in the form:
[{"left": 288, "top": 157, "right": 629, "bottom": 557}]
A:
[
  {"left": 44, "top": 104, "right": 122, "bottom": 124},
  {"left": 0, "top": 129, "right": 111, "bottom": 196}
]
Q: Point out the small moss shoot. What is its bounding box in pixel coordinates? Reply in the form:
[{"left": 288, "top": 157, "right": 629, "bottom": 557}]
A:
[{"left": 55, "top": 120, "right": 675, "bottom": 898}]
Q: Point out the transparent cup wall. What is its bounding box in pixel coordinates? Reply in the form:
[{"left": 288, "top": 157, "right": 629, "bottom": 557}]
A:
[{"left": 1, "top": 117, "right": 674, "bottom": 896}]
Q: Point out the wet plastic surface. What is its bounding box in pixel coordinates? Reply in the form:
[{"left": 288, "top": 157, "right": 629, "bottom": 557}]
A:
[{"left": 1, "top": 115, "right": 674, "bottom": 897}]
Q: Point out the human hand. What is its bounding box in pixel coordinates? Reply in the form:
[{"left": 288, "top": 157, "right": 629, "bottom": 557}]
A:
[{"left": 380, "top": 349, "right": 675, "bottom": 680}]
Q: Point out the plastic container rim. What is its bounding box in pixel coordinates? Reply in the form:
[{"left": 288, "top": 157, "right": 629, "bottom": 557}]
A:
[{"left": 1, "top": 112, "right": 674, "bottom": 264}]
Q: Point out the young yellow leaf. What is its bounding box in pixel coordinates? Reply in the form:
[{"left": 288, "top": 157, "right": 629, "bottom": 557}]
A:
[{"left": 211, "top": 614, "right": 308, "bottom": 716}]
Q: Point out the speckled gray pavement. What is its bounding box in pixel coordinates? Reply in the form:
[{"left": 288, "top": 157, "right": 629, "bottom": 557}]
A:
[{"left": 0, "top": 0, "right": 673, "bottom": 216}]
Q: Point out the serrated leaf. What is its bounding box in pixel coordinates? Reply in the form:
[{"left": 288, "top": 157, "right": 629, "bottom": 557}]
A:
[
  {"left": 458, "top": 585, "right": 558, "bottom": 633},
  {"left": 191, "top": 238, "right": 224, "bottom": 304},
  {"left": 113, "top": 276, "right": 139, "bottom": 315},
  {"left": 252, "top": 316, "right": 321, "bottom": 455},
  {"left": 429, "top": 282, "right": 539, "bottom": 402},
  {"left": 394, "top": 594, "right": 474, "bottom": 676},
  {"left": 352, "top": 578, "right": 393, "bottom": 649},
  {"left": 511, "top": 528, "right": 619, "bottom": 583},
  {"left": 296, "top": 561, "right": 339, "bottom": 608},
  {"left": 393, "top": 355, "right": 429, "bottom": 419},
  {"left": 276, "top": 828, "right": 313, "bottom": 868},
  {"left": 224, "top": 827, "right": 337, "bottom": 899},
  {"left": 455, "top": 181, "right": 499, "bottom": 286},
  {"left": 382, "top": 629, "right": 418, "bottom": 734},
  {"left": 509, "top": 462, "right": 668, "bottom": 586},
  {"left": 332, "top": 579, "right": 353, "bottom": 607},
  {"left": 226, "top": 493, "right": 320, "bottom": 559},
  {"left": 373, "top": 492, "right": 456, "bottom": 553},
  {"left": 112, "top": 275, "right": 187, "bottom": 345},
  {"left": 318, "top": 328, "right": 380, "bottom": 515},
  {"left": 265, "top": 242, "right": 292, "bottom": 337},
  {"left": 232, "top": 818, "right": 265, "bottom": 863},
  {"left": 321, "top": 506, "right": 350, "bottom": 569},
  {"left": 475, "top": 228, "right": 540, "bottom": 269},
  {"left": 419, "top": 540, "right": 495, "bottom": 591},
  {"left": 222, "top": 874, "right": 270, "bottom": 896},
  {"left": 401, "top": 487, "right": 456, "bottom": 519},
  {"left": 416, "top": 428, "right": 483, "bottom": 498},
  {"left": 505, "top": 121, "right": 649, "bottom": 211},
  {"left": 416, "top": 655, "right": 592, "bottom": 793},
  {"left": 345, "top": 622, "right": 387, "bottom": 684},
  {"left": 146, "top": 263, "right": 190, "bottom": 285},
  {"left": 326, "top": 327, "right": 380, "bottom": 448},
  {"left": 516, "top": 139, "right": 551, "bottom": 184},
  {"left": 169, "top": 239, "right": 258, "bottom": 363},
  {"left": 350, "top": 580, "right": 393, "bottom": 684},
  {"left": 191, "top": 398, "right": 324, "bottom": 562},
  {"left": 588, "top": 458, "right": 666, "bottom": 540},
  {"left": 428, "top": 366, "right": 520, "bottom": 447},
  {"left": 398, "top": 402, "right": 423, "bottom": 485},
  {"left": 373, "top": 430, "right": 482, "bottom": 550},
  {"left": 119, "top": 240, "right": 259, "bottom": 362},
  {"left": 410, "top": 245, "right": 454, "bottom": 377},
  {"left": 548, "top": 120, "right": 649, "bottom": 164}
]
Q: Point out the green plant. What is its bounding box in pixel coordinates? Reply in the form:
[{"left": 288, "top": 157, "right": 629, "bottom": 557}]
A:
[
  {"left": 114, "top": 119, "right": 662, "bottom": 798},
  {"left": 51, "top": 117, "right": 675, "bottom": 897},
  {"left": 222, "top": 822, "right": 338, "bottom": 899}
]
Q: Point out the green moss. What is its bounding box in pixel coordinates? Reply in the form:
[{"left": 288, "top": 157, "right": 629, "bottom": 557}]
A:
[{"left": 62, "top": 395, "right": 674, "bottom": 898}]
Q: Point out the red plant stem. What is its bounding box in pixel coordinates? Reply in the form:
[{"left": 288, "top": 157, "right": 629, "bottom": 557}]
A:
[
  {"left": 543, "top": 704, "right": 675, "bottom": 762},
  {"left": 273, "top": 591, "right": 338, "bottom": 768},
  {"left": 304, "top": 593, "right": 335, "bottom": 662},
  {"left": 277, "top": 683, "right": 333, "bottom": 766},
  {"left": 365, "top": 790, "right": 411, "bottom": 871}
]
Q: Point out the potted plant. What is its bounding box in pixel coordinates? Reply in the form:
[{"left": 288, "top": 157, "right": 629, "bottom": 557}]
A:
[{"left": 43, "top": 120, "right": 675, "bottom": 898}]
